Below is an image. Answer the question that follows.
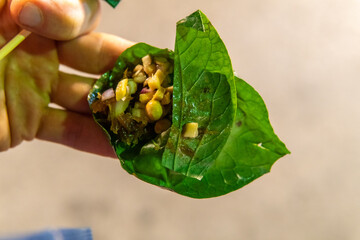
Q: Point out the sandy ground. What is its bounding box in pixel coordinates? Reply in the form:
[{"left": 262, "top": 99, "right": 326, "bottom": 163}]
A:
[{"left": 1, "top": 0, "right": 360, "bottom": 239}]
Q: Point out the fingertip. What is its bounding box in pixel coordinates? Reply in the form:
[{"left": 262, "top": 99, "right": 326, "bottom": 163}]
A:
[{"left": 10, "top": 0, "right": 101, "bottom": 41}]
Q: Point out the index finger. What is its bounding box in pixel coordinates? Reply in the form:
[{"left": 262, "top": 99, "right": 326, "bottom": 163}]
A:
[{"left": 57, "top": 32, "right": 134, "bottom": 74}]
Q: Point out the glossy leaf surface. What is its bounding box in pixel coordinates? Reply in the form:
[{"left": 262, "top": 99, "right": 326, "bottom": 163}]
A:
[{"left": 88, "top": 10, "right": 289, "bottom": 198}]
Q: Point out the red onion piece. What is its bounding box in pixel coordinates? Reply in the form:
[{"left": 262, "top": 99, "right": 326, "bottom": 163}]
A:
[
  {"left": 101, "top": 88, "right": 115, "bottom": 101},
  {"left": 140, "top": 88, "right": 152, "bottom": 94}
]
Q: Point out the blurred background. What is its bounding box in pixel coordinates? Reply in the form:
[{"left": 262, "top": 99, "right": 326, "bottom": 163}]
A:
[{"left": 1, "top": 0, "right": 360, "bottom": 239}]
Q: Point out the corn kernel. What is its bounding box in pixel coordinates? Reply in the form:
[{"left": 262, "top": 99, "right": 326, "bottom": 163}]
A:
[
  {"left": 133, "top": 72, "right": 146, "bottom": 84},
  {"left": 183, "top": 122, "right": 199, "bottom": 138},
  {"left": 142, "top": 55, "right": 156, "bottom": 76},
  {"left": 166, "top": 86, "right": 173, "bottom": 93},
  {"left": 161, "top": 92, "right": 171, "bottom": 105},
  {"left": 139, "top": 92, "right": 154, "bottom": 103},
  {"left": 146, "top": 100, "right": 163, "bottom": 121},
  {"left": 116, "top": 78, "right": 128, "bottom": 101},
  {"left": 154, "top": 69, "right": 166, "bottom": 83},
  {"left": 133, "top": 64, "right": 143, "bottom": 72},
  {"left": 144, "top": 64, "right": 156, "bottom": 76},
  {"left": 142, "top": 55, "right": 152, "bottom": 67},
  {"left": 153, "top": 87, "right": 165, "bottom": 101},
  {"left": 148, "top": 75, "right": 161, "bottom": 90}
]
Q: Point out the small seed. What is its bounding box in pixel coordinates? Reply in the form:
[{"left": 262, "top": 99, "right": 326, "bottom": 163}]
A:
[
  {"left": 146, "top": 100, "right": 163, "bottom": 121},
  {"left": 154, "top": 119, "right": 171, "bottom": 134}
]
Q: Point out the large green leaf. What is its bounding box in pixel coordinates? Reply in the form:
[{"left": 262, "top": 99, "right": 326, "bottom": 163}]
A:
[
  {"left": 162, "top": 10, "right": 236, "bottom": 180},
  {"left": 170, "top": 77, "right": 290, "bottom": 198},
  {"left": 88, "top": 10, "right": 289, "bottom": 198}
]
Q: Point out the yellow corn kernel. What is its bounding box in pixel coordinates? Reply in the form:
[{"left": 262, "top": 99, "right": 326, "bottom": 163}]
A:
[
  {"left": 144, "top": 64, "right": 156, "bottom": 76},
  {"left": 139, "top": 92, "right": 154, "bottom": 103},
  {"left": 133, "top": 64, "right": 143, "bottom": 72},
  {"left": 142, "top": 55, "right": 152, "bottom": 67},
  {"left": 183, "top": 122, "right": 199, "bottom": 138},
  {"left": 146, "top": 100, "right": 163, "bottom": 121},
  {"left": 133, "top": 72, "right": 147, "bottom": 83},
  {"left": 116, "top": 78, "right": 128, "bottom": 101},
  {"left": 127, "top": 80, "right": 137, "bottom": 94},
  {"left": 154, "top": 119, "right": 171, "bottom": 134},
  {"left": 148, "top": 76, "right": 161, "bottom": 90},
  {"left": 166, "top": 86, "right": 173, "bottom": 93},
  {"left": 148, "top": 77, "right": 161, "bottom": 90},
  {"left": 161, "top": 92, "right": 171, "bottom": 105},
  {"left": 153, "top": 87, "right": 165, "bottom": 101},
  {"left": 142, "top": 55, "right": 156, "bottom": 76},
  {"left": 154, "top": 69, "right": 166, "bottom": 83}
]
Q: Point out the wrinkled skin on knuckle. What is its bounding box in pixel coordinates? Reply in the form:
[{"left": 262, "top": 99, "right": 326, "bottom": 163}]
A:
[{"left": 47, "top": 0, "right": 100, "bottom": 40}]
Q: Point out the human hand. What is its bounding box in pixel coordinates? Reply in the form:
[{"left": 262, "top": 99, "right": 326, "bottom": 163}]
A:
[{"left": 0, "top": 0, "right": 133, "bottom": 157}]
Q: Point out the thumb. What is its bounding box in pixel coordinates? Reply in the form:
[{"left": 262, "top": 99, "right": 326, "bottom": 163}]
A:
[{"left": 10, "top": 0, "right": 100, "bottom": 41}]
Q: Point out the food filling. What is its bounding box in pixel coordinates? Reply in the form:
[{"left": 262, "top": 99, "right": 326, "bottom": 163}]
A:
[{"left": 91, "top": 55, "right": 173, "bottom": 145}]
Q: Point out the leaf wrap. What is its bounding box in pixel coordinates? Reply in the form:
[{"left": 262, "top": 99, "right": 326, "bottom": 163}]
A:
[{"left": 88, "top": 10, "right": 289, "bottom": 198}]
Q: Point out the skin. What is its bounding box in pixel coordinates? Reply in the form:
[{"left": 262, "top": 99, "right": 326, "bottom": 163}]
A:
[{"left": 0, "top": 0, "right": 134, "bottom": 157}]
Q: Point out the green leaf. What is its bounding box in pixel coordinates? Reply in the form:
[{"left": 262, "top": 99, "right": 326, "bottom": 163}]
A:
[
  {"left": 104, "top": 0, "right": 121, "bottom": 8},
  {"left": 88, "top": 10, "right": 289, "bottom": 198},
  {"left": 88, "top": 43, "right": 174, "bottom": 175},
  {"left": 162, "top": 10, "right": 236, "bottom": 180},
  {"left": 170, "top": 77, "right": 290, "bottom": 198}
]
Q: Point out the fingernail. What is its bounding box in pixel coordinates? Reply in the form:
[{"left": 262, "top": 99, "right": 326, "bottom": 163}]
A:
[{"left": 19, "top": 2, "right": 43, "bottom": 28}]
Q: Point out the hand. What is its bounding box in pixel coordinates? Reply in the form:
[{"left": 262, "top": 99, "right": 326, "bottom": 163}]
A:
[{"left": 0, "top": 0, "right": 133, "bottom": 157}]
